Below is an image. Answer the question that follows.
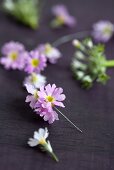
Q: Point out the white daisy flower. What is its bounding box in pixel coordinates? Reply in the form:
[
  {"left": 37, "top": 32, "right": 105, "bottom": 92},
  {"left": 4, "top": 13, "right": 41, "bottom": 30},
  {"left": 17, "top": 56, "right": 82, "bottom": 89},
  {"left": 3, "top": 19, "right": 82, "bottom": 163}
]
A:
[
  {"left": 24, "top": 73, "right": 46, "bottom": 89},
  {"left": 38, "top": 43, "right": 61, "bottom": 64},
  {"left": 28, "top": 128, "right": 59, "bottom": 162},
  {"left": 92, "top": 20, "right": 114, "bottom": 42},
  {"left": 28, "top": 128, "right": 49, "bottom": 147},
  {"left": 25, "top": 83, "right": 38, "bottom": 109}
]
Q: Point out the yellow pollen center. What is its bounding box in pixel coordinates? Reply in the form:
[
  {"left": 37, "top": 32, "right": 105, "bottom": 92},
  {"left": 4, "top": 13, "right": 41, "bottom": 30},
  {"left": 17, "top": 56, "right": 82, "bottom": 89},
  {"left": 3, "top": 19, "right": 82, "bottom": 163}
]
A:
[
  {"left": 31, "top": 59, "right": 39, "bottom": 67},
  {"left": 57, "top": 16, "right": 65, "bottom": 23},
  {"left": 9, "top": 52, "right": 18, "bottom": 61},
  {"left": 39, "top": 138, "right": 46, "bottom": 145},
  {"left": 103, "top": 27, "right": 111, "bottom": 34},
  {"left": 31, "top": 74, "right": 38, "bottom": 83},
  {"left": 45, "top": 44, "right": 52, "bottom": 54},
  {"left": 34, "top": 90, "right": 38, "bottom": 99},
  {"left": 46, "top": 96, "right": 55, "bottom": 102}
]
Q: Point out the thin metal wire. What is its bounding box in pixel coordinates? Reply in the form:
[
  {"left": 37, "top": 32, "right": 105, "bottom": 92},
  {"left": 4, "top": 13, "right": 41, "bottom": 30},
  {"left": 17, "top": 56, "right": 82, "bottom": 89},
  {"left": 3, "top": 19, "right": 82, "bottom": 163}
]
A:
[
  {"left": 52, "top": 31, "right": 90, "bottom": 132},
  {"left": 52, "top": 30, "right": 90, "bottom": 47},
  {"left": 54, "top": 107, "right": 82, "bottom": 133}
]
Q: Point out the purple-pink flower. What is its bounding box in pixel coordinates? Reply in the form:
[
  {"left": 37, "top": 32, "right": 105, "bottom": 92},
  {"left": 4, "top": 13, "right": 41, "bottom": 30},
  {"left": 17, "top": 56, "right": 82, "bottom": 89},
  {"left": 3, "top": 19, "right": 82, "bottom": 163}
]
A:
[
  {"left": 0, "top": 41, "right": 27, "bottom": 70},
  {"left": 35, "top": 104, "right": 59, "bottom": 124},
  {"left": 37, "top": 43, "right": 61, "bottom": 64},
  {"left": 51, "top": 4, "right": 76, "bottom": 28},
  {"left": 24, "top": 50, "right": 47, "bottom": 74},
  {"left": 92, "top": 20, "right": 114, "bottom": 42},
  {"left": 25, "top": 84, "right": 38, "bottom": 109},
  {"left": 25, "top": 83, "right": 66, "bottom": 124},
  {"left": 34, "top": 84, "right": 66, "bottom": 124},
  {"left": 38, "top": 84, "right": 66, "bottom": 108}
]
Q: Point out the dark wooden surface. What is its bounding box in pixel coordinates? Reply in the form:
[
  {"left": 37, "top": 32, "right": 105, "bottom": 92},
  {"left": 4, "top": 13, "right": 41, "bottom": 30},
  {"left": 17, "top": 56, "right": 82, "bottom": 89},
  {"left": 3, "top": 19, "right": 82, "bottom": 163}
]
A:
[{"left": 0, "top": 0, "right": 114, "bottom": 169}]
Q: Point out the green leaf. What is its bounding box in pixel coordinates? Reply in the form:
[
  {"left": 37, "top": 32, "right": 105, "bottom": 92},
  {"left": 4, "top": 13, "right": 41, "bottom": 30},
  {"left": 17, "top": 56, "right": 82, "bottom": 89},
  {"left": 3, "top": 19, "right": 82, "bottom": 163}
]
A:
[
  {"left": 3, "top": 0, "right": 41, "bottom": 29},
  {"left": 71, "top": 38, "right": 112, "bottom": 89}
]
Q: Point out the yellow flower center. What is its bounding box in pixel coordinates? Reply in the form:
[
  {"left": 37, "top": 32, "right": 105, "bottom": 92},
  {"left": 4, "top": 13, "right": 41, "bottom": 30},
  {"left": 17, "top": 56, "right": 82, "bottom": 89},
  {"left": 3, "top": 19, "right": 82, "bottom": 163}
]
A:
[
  {"left": 46, "top": 96, "right": 55, "bottom": 102},
  {"left": 31, "top": 59, "right": 39, "bottom": 67},
  {"left": 45, "top": 44, "right": 52, "bottom": 54},
  {"left": 31, "top": 73, "right": 38, "bottom": 83},
  {"left": 103, "top": 27, "right": 111, "bottom": 34},
  {"left": 9, "top": 52, "right": 18, "bottom": 61},
  {"left": 57, "top": 16, "right": 65, "bottom": 24},
  {"left": 34, "top": 90, "right": 38, "bottom": 99},
  {"left": 39, "top": 138, "right": 46, "bottom": 145}
]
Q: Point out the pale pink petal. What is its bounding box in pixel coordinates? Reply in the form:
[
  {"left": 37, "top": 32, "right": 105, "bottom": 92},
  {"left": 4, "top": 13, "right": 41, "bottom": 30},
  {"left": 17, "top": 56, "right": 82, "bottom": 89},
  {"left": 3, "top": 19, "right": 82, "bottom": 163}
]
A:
[
  {"left": 25, "top": 84, "right": 36, "bottom": 94},
  {"left": 53, "top": 101, "right": 65, "bottom": 107}
]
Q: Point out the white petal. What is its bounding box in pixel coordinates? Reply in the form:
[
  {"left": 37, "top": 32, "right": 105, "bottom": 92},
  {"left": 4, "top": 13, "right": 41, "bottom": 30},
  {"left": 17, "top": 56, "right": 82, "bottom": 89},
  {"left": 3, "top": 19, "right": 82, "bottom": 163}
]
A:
[
  {"left": 39, "top": 128, "right": 46, "bottom": 137},
  {"left": 34, "top": 74, "right": 46, "bottom": 88},
  {"left": 33, "top": 128, "right": 49, "bottom": 141},
  {"left": 25, "top": 84, "right": 36, "bottom": 94},
  {"left": 47, "top": 140, "right": 53, "bottom": 153},
  {"left": 28, "top": 138, "right": 38, "bottom": 147},
  {"left": 43, "top": 127, "right": 49, "bottom": 139},
  {"left": 34, "top": 131, "right": 41, "bottom": 140}
]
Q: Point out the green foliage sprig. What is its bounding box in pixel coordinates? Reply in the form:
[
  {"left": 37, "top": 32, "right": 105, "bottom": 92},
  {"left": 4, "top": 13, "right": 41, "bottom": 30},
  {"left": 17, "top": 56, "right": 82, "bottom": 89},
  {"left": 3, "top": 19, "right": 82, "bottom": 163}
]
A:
[
  {"left": 71, "top": 38, "right": 114, "bottom": 89},
  {"left": 3, "top": 0, "right": 41, "bottom": 29}
]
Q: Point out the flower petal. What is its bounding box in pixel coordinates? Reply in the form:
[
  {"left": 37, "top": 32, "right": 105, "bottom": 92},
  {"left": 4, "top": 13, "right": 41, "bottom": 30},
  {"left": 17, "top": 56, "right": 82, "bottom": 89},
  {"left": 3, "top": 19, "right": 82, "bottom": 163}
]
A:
[
  {"left": 25, "top": 84, "right": 36, "bottom": 94},
  {"left": 53, "top": 101, "right": 65, "bottom": 107},
  {"left": 28, "top": 138, "right": 38, "bottom": 147}
]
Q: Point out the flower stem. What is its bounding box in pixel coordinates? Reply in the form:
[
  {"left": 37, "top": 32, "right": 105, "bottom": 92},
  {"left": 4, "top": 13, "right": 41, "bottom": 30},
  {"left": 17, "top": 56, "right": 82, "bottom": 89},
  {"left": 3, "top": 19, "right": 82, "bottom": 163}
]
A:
[
  {"left": 50, "top": 152, "right": 59, "bottom": 162},
  {"left": 52, "top": 30, "right": 90, "bottom": 47},
  {"left": 54, "top": 107, "right": 82, "bottom": 133},
  {"left": 104, "top": 60, "right": 114, "bottom": 68}
]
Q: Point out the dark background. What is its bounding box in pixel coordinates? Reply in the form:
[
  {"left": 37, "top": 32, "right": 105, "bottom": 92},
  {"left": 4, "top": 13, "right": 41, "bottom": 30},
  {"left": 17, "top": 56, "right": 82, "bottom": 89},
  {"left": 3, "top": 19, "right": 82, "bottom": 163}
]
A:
[{"left": 0, "top": 0, "right": 114, "bottom": 169}]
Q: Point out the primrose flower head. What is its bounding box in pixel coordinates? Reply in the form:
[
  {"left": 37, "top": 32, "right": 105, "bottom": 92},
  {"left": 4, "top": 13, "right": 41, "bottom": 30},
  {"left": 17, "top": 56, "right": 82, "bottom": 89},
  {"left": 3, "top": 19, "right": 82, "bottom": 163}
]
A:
[
  {"left": 38, "top": 43, "right": 61, "bottom": 64},
  {"left": 24, "top": 73, "right": 46, "bottom": 89},
  {"left": 38, "top": 84, "right": 66, "bottom": 108},
  {"left": 28, "top": 128, "right": 59, "bottom": 162},
  {"left": 25, "top": 83, "right": 66, "bottom": 123},
  {"left": 32, "top": 84, "right": 66, "bottom": 124},
  {"left": 92, "top": 20, "right": 114, "bottom": 42},
  {"left": 51, "top": 4, "right": 76, "bottom": 28},
  {"left": 0, "top": 41, "right": 27, "bottom": 70},
  {"left": 25, "top": 84, "right": 38, "bottom": 109},
  {"left": 24, "top": 50, "right": 47, "bottom": 74},
  {"left": 71, "top": 38, "right": 110, "bottom": 88},
  {"left": 35, "top": 104, "right": 59, "bottom": 124},
  {"left": 28, "top": 128, "right": 49, "bottom": 147},
  {"left": 72, "top": 39, "right": 81, "bottom": 48},
  {"left": 3, "top": 0, "right": 40, "bottom": 29}
]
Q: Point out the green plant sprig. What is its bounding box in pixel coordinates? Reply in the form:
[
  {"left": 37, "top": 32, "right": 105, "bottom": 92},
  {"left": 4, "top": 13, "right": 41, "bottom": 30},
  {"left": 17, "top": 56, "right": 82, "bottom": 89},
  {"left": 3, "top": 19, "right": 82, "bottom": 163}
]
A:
[
  {"left": 3, "top": 0, "right": 41, "bottom": 29},
  {"left": 71, "top": 38, "right": 114, "bottom": 89}
]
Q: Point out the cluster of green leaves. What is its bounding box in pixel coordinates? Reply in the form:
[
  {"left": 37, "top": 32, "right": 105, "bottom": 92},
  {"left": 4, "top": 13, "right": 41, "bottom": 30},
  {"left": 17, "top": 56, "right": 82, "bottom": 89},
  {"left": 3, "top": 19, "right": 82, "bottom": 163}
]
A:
[
  {"left": 3, "top": 0, "right": 41, "bottom": 29},
  {"left": 71, "top": 38, "right": 110, "bottom": 89}
]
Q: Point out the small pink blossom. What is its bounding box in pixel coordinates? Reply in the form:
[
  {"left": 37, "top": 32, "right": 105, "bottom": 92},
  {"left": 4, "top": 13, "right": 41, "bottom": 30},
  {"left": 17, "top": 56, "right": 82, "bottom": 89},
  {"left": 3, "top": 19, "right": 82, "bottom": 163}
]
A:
[
  {"left": 24, "top": 50, "right": 47, "bottom": 74},
  {"left": 33, "top": 84, "right": 66, "bottom": 123},
  {"left": 23, "top": 73, "right": 46, "bottom": 89},
  {"left": 0, "top": 41, "right": 27, "bottom": 70},
  {"left": 25, "top": 84, "right": 38, "bottom": 109},
  {"left": 51, "top": 4, "right": 76, "bottom": 28},
  {"left": 37, "top": 43, "right": 61, "bottom": 64},
  {"left": 25, "top": 83, "right": 66, "bottom": 124},
  {"left": 38, "top": 84, "right": 66, "bottom": 108},
  {"left": 35, "top": 103, "right": 59, "bottom": 124},
  {"left": 92, "top": 20, "right": 114, "bottom": 42}
]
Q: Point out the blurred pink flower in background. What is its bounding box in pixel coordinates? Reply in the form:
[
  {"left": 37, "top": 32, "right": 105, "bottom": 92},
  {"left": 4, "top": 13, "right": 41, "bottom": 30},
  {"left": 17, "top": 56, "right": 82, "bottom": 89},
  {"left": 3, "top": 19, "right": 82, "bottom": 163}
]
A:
[
  {"left": 51, "top": 4, "right": 76, "bottom": 28},
  {"left": 25, "top": 83, "right": 66, "bottom": 124},
  {"left": 38, "top": 43, "right": 61, "bottom": 64},
  {"left": 23, "top": 73, "right": 46, "bottom": 89},
  {"left": 92, "top": 20, "right": 114, "bottom": 42},
  {"left": 0, "top": 41, "right": 27, "bottom": 70},
  {"left": 24, "top": 50, "right": 47, "bottom": 74},
  {"left": 25, "top": 84, "right": 38, "bottom": 109}
]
